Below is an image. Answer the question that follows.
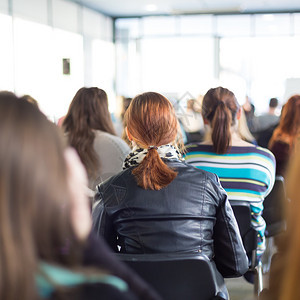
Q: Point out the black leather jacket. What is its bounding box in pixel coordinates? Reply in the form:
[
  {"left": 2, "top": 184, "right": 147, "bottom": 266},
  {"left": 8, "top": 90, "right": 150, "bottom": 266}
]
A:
[{"left": 92, "top": 159, "right": 248, "bottom": 278}]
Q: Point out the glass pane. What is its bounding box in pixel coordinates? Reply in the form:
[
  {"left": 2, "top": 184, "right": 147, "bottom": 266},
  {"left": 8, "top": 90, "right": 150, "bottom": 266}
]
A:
[
  {"left": 140, "top": 37, "right": 214, "bottom": 97},
  {"left": 179, "top": 15, "right": 213, "bottom": 35},
  {"left": 294, "top": 13, "right": 300, "bottom": 36},
  {"left": 142, "top": 16, "right": 177, "bottom": 36},
  {"left": 115, "top": 18, "right": 140, "bottom": 40},
  {"left": 220, "top": 36, "right": 300, "bottom": 114},
  {"left": 255, "top": 14, "right": 291, "bottom": 36},
  {"left": 216, "top": 15, "right": 252, "bottom": 37}
]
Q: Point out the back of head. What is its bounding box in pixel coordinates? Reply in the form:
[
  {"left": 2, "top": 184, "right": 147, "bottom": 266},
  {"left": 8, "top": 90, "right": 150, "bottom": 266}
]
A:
[
  {"left": 124, "top": 92, "right": 178, "bottom": 190},
  {"left": 269, "top": 94, "right": 300, "bottom": 148},
  {"left": 63, "top": 87, "right": 116, "bottom": 181},
  {"left": 269, "top": 97, "right": 278, "bottom": 109},
  {"left": 202, "top": 87, "right": 240, "bottom": 154},
  {"left": 20, "top": 94, "right": 39, "bottom": 108},
  {"left": 0, "top": 92, "right": 79, "bottom": 300},
  {"left": 63, "top": 87, "right": 115, "bottom": 134}
]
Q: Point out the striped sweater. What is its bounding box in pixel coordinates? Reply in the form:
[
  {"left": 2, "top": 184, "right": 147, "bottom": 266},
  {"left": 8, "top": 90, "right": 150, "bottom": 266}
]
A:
[{"left": 184, "top": 144, "right": 276, "bottom": 255}]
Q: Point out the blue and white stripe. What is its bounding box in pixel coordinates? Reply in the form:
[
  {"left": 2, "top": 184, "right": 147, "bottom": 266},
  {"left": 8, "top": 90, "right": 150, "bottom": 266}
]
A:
[{"left": 184, "top": 144, "right": 276, "bottom": 256}]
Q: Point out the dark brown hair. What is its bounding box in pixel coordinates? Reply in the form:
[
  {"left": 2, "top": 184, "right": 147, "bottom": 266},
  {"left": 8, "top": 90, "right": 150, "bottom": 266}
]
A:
[
  {"left": 260, "top": 143, "right": 300, "bottom": 300},
  {"left": 0, "top": 92, "right": 82, "bottom": 300},
  {"left": 124, "top": 92, "right": 178, "bottom": 190},
  {"left": 20, "top": 94, "right": 39, "bottom": 108},
  {"left": 269, "top": 95, "right": 300, "bottom": 150},
  {"left": 202, "top": 87, "right": 240, "bottom": 154},
  {"left": 279, "top": 144, "right": 300, "bottom": 299},
  {"left": 63, "top": 87, "right": 116, "bottom": 182}
]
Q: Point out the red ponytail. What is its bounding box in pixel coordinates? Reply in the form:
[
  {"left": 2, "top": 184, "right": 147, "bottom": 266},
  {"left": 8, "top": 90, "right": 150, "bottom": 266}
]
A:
[{"left": 125, "top": 92, "right": 178, "bottom": 190}]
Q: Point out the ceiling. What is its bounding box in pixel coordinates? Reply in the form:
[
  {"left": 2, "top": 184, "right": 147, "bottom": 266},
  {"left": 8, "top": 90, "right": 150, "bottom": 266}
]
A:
[{"left": 68, "top": 0, "right": 300, "bottom": 17}]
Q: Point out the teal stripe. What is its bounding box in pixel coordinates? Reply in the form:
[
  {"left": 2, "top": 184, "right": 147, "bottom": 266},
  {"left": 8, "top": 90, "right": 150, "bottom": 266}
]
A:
[
  {"left": 196, "top": 166, "right": 271, "bottom": 186},
  {"left": 251, "top": 204, "right": 264, "bottom": 213},
  {"left": 36, "top": 262, "right": 128, "bottom": 298},
  {"left": 184, "top": 151, "right": 274, "bottom": 165}
]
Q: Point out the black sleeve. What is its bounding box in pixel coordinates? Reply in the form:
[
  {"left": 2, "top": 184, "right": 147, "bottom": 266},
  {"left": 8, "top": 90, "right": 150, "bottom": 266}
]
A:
[
  {"left": 212, "top": 176, "right": 249, "bottom": 278},
  {"left": 92, "top": 196, "right": 118, "bottom": 252},
  {"left": 83, "top": 233, "right": 163, "bottom": 300}
]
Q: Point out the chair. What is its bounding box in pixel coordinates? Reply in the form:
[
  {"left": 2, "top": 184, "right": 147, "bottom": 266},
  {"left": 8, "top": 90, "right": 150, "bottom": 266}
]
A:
[
  {"left": 262, "top": 175, "right": 286, "bottom": 238},
  {"left": 116, "top": 253, "right": 228, "bottom": 300},
  {"left": 229, "top": 201, "right": 263, "bottom": 296}
]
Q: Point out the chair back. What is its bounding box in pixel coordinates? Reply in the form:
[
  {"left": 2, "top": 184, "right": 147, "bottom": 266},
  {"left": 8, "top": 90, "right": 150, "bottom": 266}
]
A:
[
  {"left": 230, "top": 201, "right": 264, "bottom": 295},
  {"left": 116, "top": 253, "right": 228, "bottom": 300},
  {"left": 229, "top": 201, "right": 258, "bottom": 265},
  {"left": 262, "top": 175, "right": 286, "bottom": 237}
]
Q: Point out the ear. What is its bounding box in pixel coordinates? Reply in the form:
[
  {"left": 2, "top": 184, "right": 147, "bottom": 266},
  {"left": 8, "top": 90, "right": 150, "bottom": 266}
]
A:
[
  {"left": 125, "top": 127, "right": 132, "bottom": 141},
  {"left": 237, "top": 108, "right": 242, "bottom": 120}
]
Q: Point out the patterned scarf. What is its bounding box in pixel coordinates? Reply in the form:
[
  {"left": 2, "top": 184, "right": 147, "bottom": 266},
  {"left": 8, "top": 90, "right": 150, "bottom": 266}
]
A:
[{"left": 123, "top": 144, "right": 183, "bottom": 169}]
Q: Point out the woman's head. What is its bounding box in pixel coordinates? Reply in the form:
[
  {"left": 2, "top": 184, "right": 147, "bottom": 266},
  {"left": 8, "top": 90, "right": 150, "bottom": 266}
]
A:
[
  {"left": 202, "top": 87, "right": 240, "bottom": 154},
  {"left": 63, "top": 87, "right": 116, "bottom": 182},
  {"left": 125, "top": 92, "right": 178, "bottom": 148},
  {"left": 280, "top": 95, "right": 300, "bottom": 134},
  {"left": 124, "top": 92, "right": 178, "bottom": 190},
  {"left": 0, "top": 92, "right": 87, "bottom": 300},
  {"left": 63, "top": 87, "right": 115, "bottom": 135},
  {"left": 20, "top": 94, "right": 39, "bottom": 108},
  {"left": 269, "top": 95, "right": 300, "bottom": 150}
]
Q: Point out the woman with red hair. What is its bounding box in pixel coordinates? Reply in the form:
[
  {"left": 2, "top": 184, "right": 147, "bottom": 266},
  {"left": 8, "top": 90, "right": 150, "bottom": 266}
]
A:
[
  {"left": 92, "top": 92, "right": 248, "bottom": 282},
  {"left": 268, "top": 94, "right": 300, "bottom": 177}
]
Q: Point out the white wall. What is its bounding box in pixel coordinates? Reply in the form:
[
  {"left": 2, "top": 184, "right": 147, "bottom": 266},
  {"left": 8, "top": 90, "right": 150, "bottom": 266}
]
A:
[
  {"left": 0, "top": 0, "right": 114, "bottom": 120},
  {"left": 52, "top": 0, "right": 79, "bottom": 33},
  {"left": 0, "top": 0, "right": 9, "bottom": 14},
  {"left": 13, "top": 0, "right": 48, "bottom": 24}
]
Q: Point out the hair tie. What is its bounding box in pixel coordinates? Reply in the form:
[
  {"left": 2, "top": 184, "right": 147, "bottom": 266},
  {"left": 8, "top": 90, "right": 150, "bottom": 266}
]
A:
[{"left": 148, "top": 145, "right": 158, "bottom": 150}]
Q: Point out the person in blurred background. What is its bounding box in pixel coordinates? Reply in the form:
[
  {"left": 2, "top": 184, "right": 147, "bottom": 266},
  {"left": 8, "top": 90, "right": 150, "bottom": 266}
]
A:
[
  {"left": 242, "top": 95, "right": 257, "bottom": 133},
  {"left": 256, "top": 98, "right": 279, "bottom": 132},
  {"left": 184, "top": 87, "right": 275, "bottom": 268},
  {"left": 179, "top": 98, "right": 204, "bottom": 143},
  {"left": 0, "top": 91, "right": 161, "bottom": 300},
  {"left": 63, "top": 87, "right": 130, "bottom": 190},
  {"left": 268, "top": 94, "right": 300, "bottom": 177},
  {"left": 93, "top": 92, "right": 248, "bottom": 290},
  {"left": 259, "top": 141, "right": 300, "bottom": 300}
]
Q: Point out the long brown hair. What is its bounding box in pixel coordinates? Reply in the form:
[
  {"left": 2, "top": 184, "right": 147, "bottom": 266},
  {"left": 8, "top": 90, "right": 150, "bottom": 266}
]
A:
[
  {"left": 268, "top": 95, "right": 300, "bottom": 150},
  {"left": 262, "top": 142, "right": 300, "bottom": 300},
  {"left": 63, "top": 87, "right": 116, "bottom": 182},
  {"left": 278, "top": 143, "right": 300, "bottom": 300},
  {"left": 0, "top": 92, "right": 82, "bottom": 300},
  {"left": 202, "top": 87, "right": 240, "bottom": 154},
  {"left": 124, "top": 92, "right": 178, "bottom": 190}
]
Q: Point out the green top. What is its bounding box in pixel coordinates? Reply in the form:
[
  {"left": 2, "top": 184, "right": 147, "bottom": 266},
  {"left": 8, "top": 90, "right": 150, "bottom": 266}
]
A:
[{"left": 36, "top": 261, "right": 128, "bottom": 298}]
